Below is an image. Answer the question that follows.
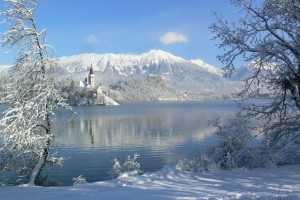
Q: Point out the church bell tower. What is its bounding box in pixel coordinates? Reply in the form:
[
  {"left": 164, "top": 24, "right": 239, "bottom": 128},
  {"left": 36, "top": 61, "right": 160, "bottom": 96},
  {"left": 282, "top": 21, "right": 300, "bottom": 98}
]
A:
[{"left": 88, "top": 64, "right": 95, "bottom": 88}]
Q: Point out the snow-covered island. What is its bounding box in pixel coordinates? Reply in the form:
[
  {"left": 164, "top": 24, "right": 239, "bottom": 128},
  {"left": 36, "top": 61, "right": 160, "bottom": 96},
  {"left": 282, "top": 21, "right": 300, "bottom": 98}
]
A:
[
  {"left": 1, "top": 50, "right": 266, "bottom": 104},
  {"left": 1, "top": 164, "right": 300, "bottom": 200}
]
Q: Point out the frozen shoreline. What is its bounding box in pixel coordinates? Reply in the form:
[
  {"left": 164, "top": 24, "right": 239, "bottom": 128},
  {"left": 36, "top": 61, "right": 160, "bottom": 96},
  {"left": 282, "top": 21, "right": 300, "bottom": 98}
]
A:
[{"left": 1, "top": 164, "right": 300, "bottom": 200}]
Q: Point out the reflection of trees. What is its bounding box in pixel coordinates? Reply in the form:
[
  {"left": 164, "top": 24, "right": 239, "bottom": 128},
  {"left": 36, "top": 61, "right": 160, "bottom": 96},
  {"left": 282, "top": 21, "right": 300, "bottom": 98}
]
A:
[
  {"left": 52, "top": 109, "right": 232, "bottom": 151},
  {"left": 88, "top": 119, "right": 96, "bottom": 147},
  {"left": 88, "top": 115, "right": 180, "bottom": 149}
]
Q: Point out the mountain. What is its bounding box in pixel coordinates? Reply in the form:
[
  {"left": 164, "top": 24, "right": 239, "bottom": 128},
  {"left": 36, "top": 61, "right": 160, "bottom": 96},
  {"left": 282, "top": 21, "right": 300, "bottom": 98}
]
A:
[
  {"left": 59, "top": 50, "right": 225, "bottom": 77},
  {"left": 190, "top": 59, "right": 224, "bottom": 76},
  {"left": 0, "top": 50, "right": 244, "bottom": 96},
  {"left": 58, "top": 50, "right": 242, "bottom": 94},
  {"left": 59, "top": 50, "right": 186, "bottom": 75},
  {"left": 229, "top": 65, "right": 255, "bottom": 81}
]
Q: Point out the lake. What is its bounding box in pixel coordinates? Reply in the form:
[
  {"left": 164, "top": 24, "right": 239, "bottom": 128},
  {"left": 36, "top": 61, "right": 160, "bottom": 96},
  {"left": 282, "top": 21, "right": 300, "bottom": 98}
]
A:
[{"left": 45, "top": 100, "right": 237, "bottom": 186}]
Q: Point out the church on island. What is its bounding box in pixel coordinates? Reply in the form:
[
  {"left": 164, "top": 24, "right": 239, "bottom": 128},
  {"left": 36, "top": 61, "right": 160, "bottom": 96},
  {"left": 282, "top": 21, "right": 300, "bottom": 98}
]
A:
[
  {"left": 79, "top": 64, "right": 96, "bottom": 88},
  {"left": 78, "top": 64, "right": 119, "bottom": 106}
]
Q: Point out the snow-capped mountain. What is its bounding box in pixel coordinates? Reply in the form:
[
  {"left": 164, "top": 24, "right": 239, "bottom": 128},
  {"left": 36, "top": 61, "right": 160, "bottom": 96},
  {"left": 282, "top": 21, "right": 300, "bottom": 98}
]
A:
[
  {"left": 229, "top": 65, "right": 255, "bottom": 81},
  {"left": 58, "top": 50, "right": 242, "bottom": 94},
  {"left": 190, "top": 59, "right": 224, "bottom": 76},
  {"left": 230, "top": 60, "right": 281, "bottom": 82},
  {"left": 59, "top": 50, "right": 228, "bottom": 77},
  {"left": 59, "top": 50, "right": 187, "bottom": 76},
  {"left": 0, "top": 50, "right": 266, "bottom": 97}
]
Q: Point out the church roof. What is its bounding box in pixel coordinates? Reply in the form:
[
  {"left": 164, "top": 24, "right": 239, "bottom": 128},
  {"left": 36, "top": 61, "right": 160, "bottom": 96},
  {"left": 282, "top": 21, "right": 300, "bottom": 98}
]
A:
[{"left": 89, "top": 65, "right": 94, "bottom": 74}]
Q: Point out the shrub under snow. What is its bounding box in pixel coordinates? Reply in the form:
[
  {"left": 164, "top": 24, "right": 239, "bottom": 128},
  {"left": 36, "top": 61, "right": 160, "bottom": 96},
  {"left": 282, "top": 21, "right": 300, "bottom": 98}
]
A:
[
  {"left": 108, "top": 153, "right": 142, "bottom": 179},
  {"left": 209, "top": 118, "right": 257, "bottom": 169},
  {"left": 177, "top": 118, "right": 258, "bottom": 172},
  {"left": 176, "top": 153, "right": 219, "bottom": 172},
  {"left": 72, "top": 175, "right": 87, "bottom": 185}
]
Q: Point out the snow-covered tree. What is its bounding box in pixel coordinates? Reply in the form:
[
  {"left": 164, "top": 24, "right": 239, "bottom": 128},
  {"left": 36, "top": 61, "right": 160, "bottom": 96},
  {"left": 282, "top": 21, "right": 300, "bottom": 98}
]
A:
[
  {"left": 211, "top": 0, "right": 300, "bottom": 163},
  {"left": 176, "top": 118, "right": 256, "bottom": 172},
  {"left": 0, "top": 0, "right": 71, "bottom": 185},
  {"left": 208, "top": 118, "right": 256, "bottom": 169},
  {"left": 109, "top": 76, "right": 182, "bottom": 102}
]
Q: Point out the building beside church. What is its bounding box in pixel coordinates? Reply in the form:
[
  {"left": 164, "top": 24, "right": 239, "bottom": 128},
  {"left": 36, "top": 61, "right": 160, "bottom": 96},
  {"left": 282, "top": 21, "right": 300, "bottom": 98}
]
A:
[
  {"left": 77, "top": 64, "right": 119, "bottom": 106},
  {"left": 78, "top": 64, "right": 107, "bottom": 96}
]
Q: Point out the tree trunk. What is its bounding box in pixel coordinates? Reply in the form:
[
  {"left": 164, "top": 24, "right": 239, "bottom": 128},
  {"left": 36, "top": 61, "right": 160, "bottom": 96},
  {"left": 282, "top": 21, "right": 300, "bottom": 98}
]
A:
[
  {"left": 28, "top": 104, "right": 51, "bottom": 186},
  {"left": 27, "top": 158, "right": 45, "bottom": 186}
]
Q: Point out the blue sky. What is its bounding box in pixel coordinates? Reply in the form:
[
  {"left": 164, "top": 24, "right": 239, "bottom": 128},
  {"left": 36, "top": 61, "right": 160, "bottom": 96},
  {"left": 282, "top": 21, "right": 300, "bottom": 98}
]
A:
[{"left": 0, "top": 0, "right": 241, "bottom": 67}]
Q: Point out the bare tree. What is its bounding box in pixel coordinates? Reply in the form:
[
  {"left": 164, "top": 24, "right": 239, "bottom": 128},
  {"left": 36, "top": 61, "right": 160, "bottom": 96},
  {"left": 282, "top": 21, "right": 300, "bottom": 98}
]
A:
[
  {"left": 0, "top": 0, "right": 71, "bottom": 185},
  {"left": 210, "top": 0, "right": 300, "bottom": 163}
]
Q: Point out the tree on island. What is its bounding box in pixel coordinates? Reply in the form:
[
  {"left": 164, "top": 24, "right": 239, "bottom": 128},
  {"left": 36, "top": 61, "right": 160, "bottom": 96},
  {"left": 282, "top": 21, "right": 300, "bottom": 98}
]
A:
[
  {"left": 211, "top": 0, "right": 300, "bottom": 163},
  {"left": 0, "top": 0, "right": 71, "bottom": 185}
]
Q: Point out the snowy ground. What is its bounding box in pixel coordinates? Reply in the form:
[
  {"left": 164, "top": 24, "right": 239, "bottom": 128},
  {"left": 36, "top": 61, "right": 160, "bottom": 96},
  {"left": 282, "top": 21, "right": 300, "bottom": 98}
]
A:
[{"left": 1, "top": 164, "right": 300, "bottom": 200}]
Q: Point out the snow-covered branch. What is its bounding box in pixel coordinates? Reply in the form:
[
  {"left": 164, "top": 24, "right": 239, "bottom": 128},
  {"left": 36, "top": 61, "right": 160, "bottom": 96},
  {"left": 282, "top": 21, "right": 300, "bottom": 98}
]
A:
[
  {"left": 211, "top": 0, "right": 300, "bottom": 163},
  {"left": 0, "top": 0, "right": 72, "bottom": 185}
]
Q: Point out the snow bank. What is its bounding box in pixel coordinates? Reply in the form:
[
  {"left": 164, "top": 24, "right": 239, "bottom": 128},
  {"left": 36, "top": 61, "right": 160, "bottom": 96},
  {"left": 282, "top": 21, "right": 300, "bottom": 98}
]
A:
[
  {"left": 103, "top": 95, "right": 120, "bottom": 106},
  {"left": 1, "top": 164, "right": 299, "bottom": 200}
]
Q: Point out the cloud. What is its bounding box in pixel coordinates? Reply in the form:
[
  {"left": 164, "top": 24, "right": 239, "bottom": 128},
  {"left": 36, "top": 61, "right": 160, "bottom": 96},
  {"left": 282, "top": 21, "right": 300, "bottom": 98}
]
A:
[
  {"left": 159, "top": 32, "right": 188, "bottom": 45},
  {"left": 85, "top": 34, "right": 99, "bottom": 44}
]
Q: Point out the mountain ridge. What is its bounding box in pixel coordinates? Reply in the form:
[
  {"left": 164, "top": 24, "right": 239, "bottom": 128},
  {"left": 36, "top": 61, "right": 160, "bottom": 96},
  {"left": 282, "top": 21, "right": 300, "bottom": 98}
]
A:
[
  {"left": 0, "top": 50, "right": 247, "bottom": 95},
  {"left": 57, "top": 50, "right": 243, "bottom": 94},
  {"left": 58, "top": 50, "right": 222, "bottom": 76}
]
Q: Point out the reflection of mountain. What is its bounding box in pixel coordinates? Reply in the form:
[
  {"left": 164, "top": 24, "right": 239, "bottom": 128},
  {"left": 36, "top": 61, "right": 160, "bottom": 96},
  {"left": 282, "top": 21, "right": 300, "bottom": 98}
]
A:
[
  {"left": 47, "top": 102, "right": 237, "bottom": 186},
  {"left": 52, "top": 106, "right": 235, "bottom": 151}
]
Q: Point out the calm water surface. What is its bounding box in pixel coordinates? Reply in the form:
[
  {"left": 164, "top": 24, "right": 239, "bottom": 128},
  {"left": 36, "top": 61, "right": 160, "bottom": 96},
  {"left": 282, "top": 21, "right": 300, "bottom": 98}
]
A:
[{"left": 46, "top": 101, "right": 237, "bottom": 186}]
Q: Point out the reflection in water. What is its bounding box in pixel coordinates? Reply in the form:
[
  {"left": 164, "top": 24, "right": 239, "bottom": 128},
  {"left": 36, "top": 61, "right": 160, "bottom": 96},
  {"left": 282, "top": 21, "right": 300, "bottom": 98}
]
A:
[
  {"left": 55, "top": 113, "right": 215, "bottom": 150},
  {"left": 48, "top": 101, "right": 236, "bottom": 186}
]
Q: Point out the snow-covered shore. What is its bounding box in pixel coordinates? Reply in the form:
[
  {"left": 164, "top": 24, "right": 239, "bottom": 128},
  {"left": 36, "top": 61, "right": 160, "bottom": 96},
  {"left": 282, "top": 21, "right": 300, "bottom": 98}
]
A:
[{"left": 1, "top": 164, "right": 300, "bottom": 200}]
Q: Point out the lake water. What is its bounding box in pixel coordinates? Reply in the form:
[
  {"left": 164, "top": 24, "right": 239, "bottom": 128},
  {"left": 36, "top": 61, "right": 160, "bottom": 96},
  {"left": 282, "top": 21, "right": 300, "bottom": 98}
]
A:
[{"left": 45, "top": 101, "right": 237, "bottom": 186}]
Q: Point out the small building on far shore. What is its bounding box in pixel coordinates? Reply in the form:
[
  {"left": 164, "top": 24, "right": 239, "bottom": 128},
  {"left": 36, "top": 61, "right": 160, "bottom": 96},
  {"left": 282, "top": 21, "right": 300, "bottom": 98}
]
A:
[{"left": 97, "top": 84, "right": 107, "bottom": 96}]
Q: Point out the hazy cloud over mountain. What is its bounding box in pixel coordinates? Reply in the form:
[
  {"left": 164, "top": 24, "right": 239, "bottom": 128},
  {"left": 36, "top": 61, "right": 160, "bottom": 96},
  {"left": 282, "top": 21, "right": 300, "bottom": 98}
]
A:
[
  {"left": 159, "top": 32, "right": 188, "bottom": 45},
  {"left": 85, "top": 35, "right": 100, "bottom": 44}
]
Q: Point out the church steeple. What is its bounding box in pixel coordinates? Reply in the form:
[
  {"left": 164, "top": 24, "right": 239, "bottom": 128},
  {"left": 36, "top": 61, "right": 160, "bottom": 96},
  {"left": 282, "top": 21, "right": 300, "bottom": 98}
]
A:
[
  {"left": 89, "top": 64, "right": 94, "bottom": 75},
  {"left": 88, "top": 63, "right": 95, "bottom": 88}
]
